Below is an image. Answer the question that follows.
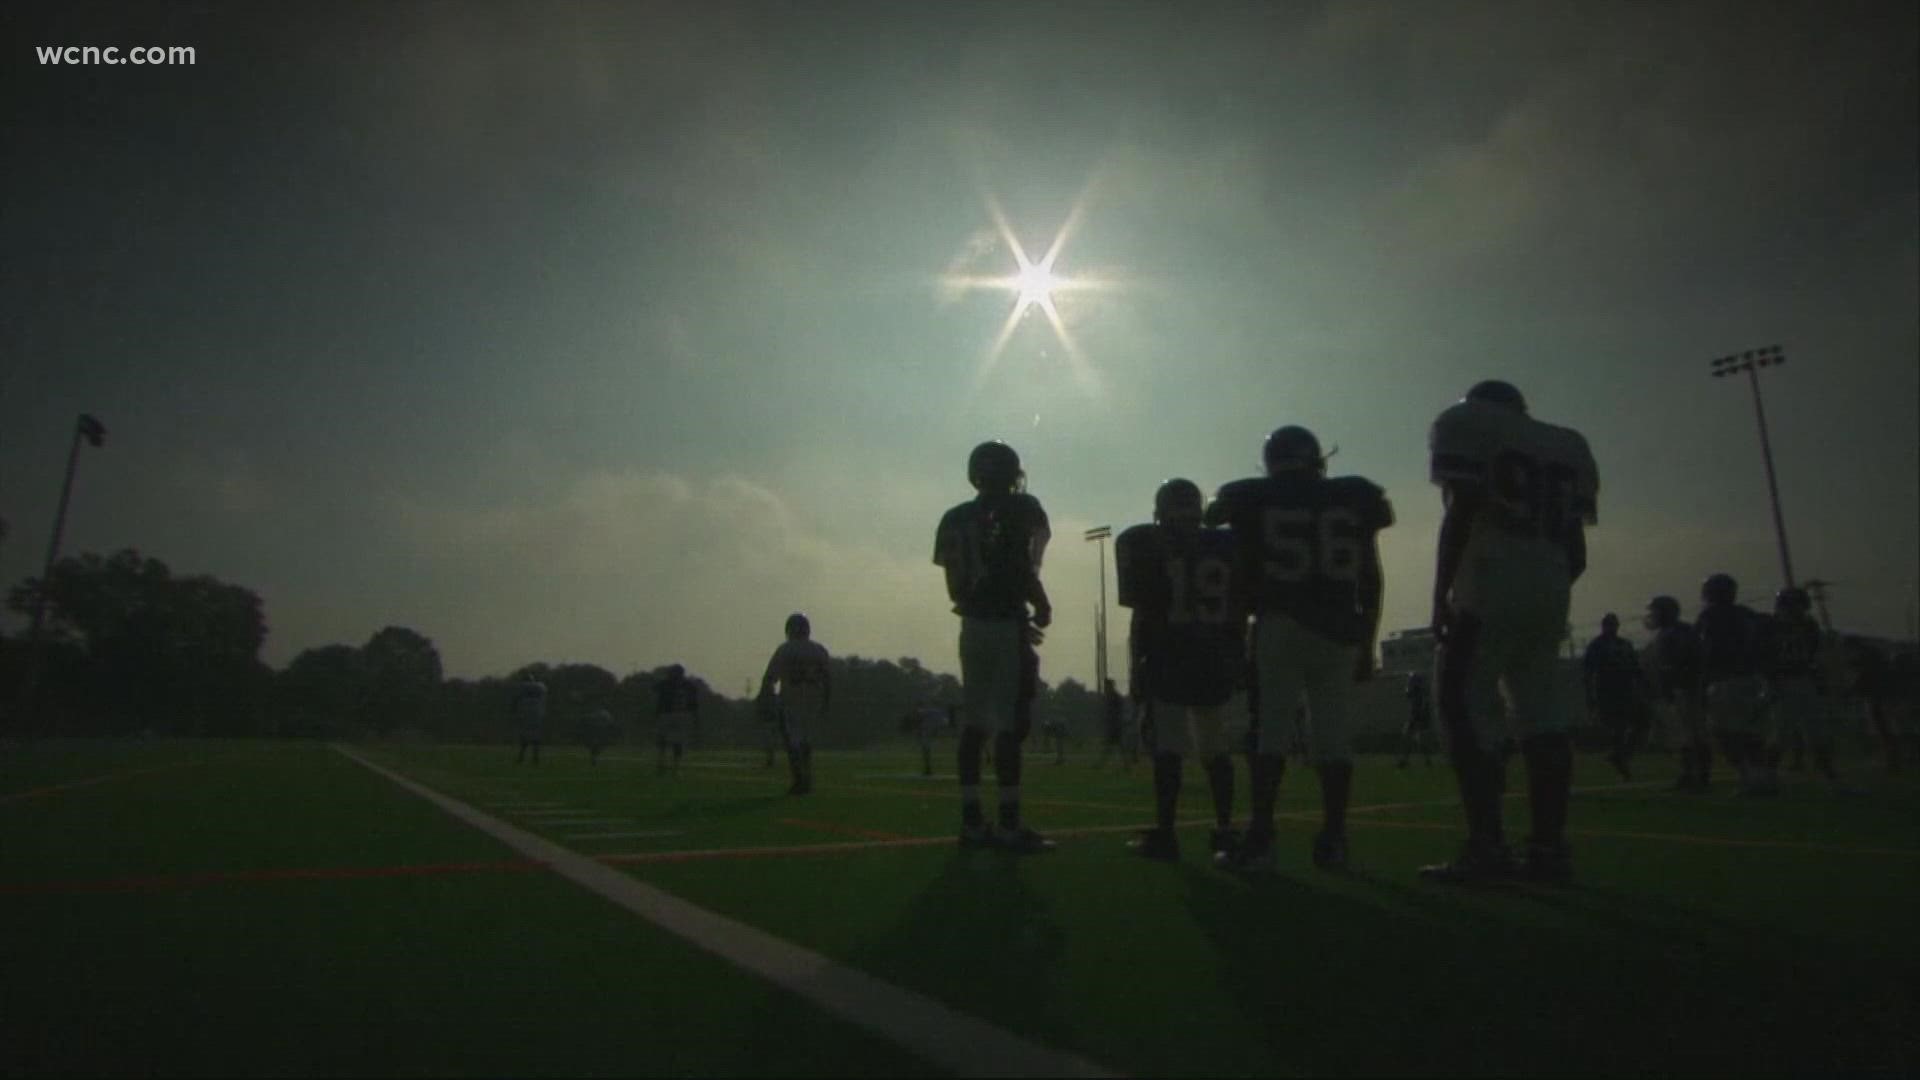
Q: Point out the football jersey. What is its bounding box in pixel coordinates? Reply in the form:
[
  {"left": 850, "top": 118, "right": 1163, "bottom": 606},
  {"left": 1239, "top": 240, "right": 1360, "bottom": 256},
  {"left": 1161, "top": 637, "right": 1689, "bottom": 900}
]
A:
[
  {"left": 1116, "top": 522, "right": 1245, "bottom": 707},
  {"left": 1694, "top": 603, "right": 1760, "bottom": 683},
  {"left": 933, "top": 491, "right": 1051, "bottom": 620},
  {"left": 1642, "top": 623, "right": 1702, "bottom": 701},
  {"left": 763, "top": 638, "right": 831, "bottom": 695},
  {"left": 655, "top": 677, "right": 699, "bottom": 714},
  {"left": 1756, "top": 612, "right": 1823, "bottom": 680},
  {"left": 1428, "top": 400, "right": 1598, "bottom": 595},
  {"left": 1204, "top": 473, "right": 1394, "bottom": 644}
]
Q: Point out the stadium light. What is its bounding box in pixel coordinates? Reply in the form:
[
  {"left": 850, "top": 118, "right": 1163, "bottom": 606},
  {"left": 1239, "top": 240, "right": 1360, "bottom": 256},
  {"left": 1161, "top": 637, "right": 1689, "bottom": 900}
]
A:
[
  {"left": 22, "top": 414, "right": 107, "bottom": 737},
  {"left": 1708, "top": 345, "right": 1794, "bottom": 588},
  {"left": 1083, "top": 525, "right": 1112, "bottom": 693}
]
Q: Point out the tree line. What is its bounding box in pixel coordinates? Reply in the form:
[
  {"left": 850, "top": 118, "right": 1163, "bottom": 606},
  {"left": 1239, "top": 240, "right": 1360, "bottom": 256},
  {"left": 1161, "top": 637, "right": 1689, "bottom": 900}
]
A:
[{"left": 0, "top": 548, "right": 1108, "bottom": 746}]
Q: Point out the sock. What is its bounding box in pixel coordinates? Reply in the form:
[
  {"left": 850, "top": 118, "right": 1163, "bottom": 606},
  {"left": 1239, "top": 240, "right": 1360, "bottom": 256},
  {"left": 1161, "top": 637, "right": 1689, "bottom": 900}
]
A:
[
  {"left": 1523, "top": 734, "right": 1573, "bottom": 847},
  {"left": 1316, "top": 759, "right": 1353, "bottom": 838},
  {"left": 1152, "top": 752, "right": 1182, "bottom": 833},
  {"left": 1204, "top": 754, "right": 1234, "bottom": 830},
  {"left": 959, "top": 729, "right": 986, "bottom": 827},
  {"left": 1248, "top": 752, "right": 1284, "bottom": 842}
]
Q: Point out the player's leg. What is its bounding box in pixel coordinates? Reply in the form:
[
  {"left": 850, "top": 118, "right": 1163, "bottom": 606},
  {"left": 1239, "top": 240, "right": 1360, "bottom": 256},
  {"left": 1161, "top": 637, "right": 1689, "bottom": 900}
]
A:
[
  {"left": 1190, "top": 704, "right": 1237, "bottom": 856},
  {"left": 1421, "top": 612, "right": 1516, "bottom": 882},
  {"left": 994, "top": 624, "right": 1049, "bottom": 850},
  {"left": 957, "top": 619, "right": 995, "bottom": 841},
  {"left": 1506, "top": 611, "right": 1574, "bottom": 882},
  {"left": 1131, "top": 701, "right": 1182, "bottom": 860},
  {"left": 1220, "top": 618, "right": 1303, "bottom": 872},
  {"left": 1300, "top": 635, "right": 1356, "bottom": 870}
]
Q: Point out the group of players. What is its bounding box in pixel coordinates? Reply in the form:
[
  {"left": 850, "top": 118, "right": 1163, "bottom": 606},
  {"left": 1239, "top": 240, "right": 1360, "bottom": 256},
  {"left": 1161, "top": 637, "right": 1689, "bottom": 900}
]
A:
[
  {"left": 932, "top": 378, "right": 1600, "bottom": 882},
  {"left": 509, "top": 663, "right": 704, "bottom": 773}
]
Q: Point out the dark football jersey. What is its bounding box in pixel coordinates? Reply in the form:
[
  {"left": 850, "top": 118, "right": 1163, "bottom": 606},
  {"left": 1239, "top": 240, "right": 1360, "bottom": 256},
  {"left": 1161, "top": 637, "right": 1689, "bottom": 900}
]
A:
[
  {"left": 655, "top": 677, "right": 699, "bottom": 714},
  {"left": 1695, "top": 603, "right": 1760, "bottom": 683},
  {"left": 1204, "top": 473, "right": 1393, "bottom": 644},
  {"left": 1757, "top": 613, "right": 1823, "bottom": 679},
  {"left": 1643, "top": 623, "right": 1702, "bottom": 701},
  {"left": 933, "top": 492, "right": 1051, "bottom": 620},
  {"left": 1116, "top": 523, "right": 1245, "bottom": 707},
  {"left": 1583, "top": 635, "right": 1644, "bottom": 703}
]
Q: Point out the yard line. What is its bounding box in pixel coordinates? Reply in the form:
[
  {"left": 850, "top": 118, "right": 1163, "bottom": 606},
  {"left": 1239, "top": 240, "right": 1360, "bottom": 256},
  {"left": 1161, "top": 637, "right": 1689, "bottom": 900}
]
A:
[
  {"left": 335, "top": 745, "right": 1122, "bottom": 1079},
  {"left": 1347, "top": 818, "right": 1920, "bottom": 858},
  {"left": 0, "top": 859, "right": 545, "bottom": 896},
  {"left": 0, "top": 762, "right": 202, "bottom": 805},
  {"left": 565, "top": 830, "right": 684, "bottom": 841}
]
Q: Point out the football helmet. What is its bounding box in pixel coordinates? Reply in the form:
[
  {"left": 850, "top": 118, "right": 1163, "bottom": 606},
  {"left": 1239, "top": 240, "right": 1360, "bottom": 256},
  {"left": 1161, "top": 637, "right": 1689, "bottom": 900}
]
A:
[
  {"left": 1153, "top": 477, "right": 1204, "bottom": 526},
  {"left": 1774, "top": 587, "right": 1810, "bottom": 616},
  {"left": 519, "top": 679, "right": 547, "bottom": 698},
  {"left": 1600, "top": 613, "right": 1620, "bottom": 633},
  {"left": 967, "top": 440, "right": 1023, "bottom": 493},
  {"left": 785, "top": 612, "right": 811, "bottom": 638},
  {"left": 1645, "top": 595, "right": 1680, "bottom": 629},
  {"left": 667, "top": 663, "right": 685, "bottom": 679},
  {"left": 1465, "top": 379, "right": 1528, "bottom": 414},
  {"left": 1701, "top": 573, "right": 1737, "bottom": 606},
  {"left": 1262, "top": 426, "right": 1325, "bottom": 475}
]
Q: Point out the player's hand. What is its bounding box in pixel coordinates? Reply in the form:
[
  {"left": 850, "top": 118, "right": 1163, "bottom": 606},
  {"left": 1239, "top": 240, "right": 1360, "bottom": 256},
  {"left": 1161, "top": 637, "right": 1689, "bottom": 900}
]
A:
[
  {"left": 1023, "top": 622, "right": 1046, "bottom": 647},
  {"left": 1031, "top": 603, "right": 1052, "bottom": 630},
  {"left": 1430, "top": 598, "right": 1454, "bottom": 642}
]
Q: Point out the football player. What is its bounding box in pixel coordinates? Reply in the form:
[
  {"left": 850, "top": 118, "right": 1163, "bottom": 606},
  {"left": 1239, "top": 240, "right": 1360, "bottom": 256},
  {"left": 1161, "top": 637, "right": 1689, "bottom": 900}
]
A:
[
  {"left": 654, "top": 664, "right": 700, "bottom": 775},
  {"left": 1207, "top": 425, "right": 1394, "bottom": 873},
  {"left": 1643, "top": 595, "right": 1708, "bottom": 790},
  {"left": 903, "top": 704, "right": 954, "bottom": 777},
  {"left": 1695, "top": 574, "right": 1773, "bottom": 796},
  {"left": 759, "top": 613, "right": 831, "bottom": 796},
  {"left": 1420, "top": 381, "right": 1598, "bottom": 885},
  {"left": 1116, "top": 478, "right": 1248, "bottom": 861},
  {"left": 933, "top": 440, "right": 1055, "bottom": 853},
  {"left": 582, "top": 705, "right": 618, "bottom": 765},
  {"left": 1397, "top": 670, "right": 1436, "bottom": 769},
  {"left": 513, "top": 679, "right": 547, "bottom": 764},
  {"left": 1841, "top": 636, "right": 1901, "bottom": 774},
  {"left": 1583, "top": 613, "right": 1651, "bottom": 780},
  {"left": 1757, "top": 588, "right": 1854, "bottom": 793}
]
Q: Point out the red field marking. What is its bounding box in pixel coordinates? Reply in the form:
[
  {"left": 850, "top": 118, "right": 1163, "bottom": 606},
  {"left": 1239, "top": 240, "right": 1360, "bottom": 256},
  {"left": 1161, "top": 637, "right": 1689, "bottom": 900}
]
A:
[
  {"left": 0, "top": 858, "right": 546, "bottom": 896},
  {"left": 1351, "top": 818, "right": 1920, "bottom": 857},
  {"left": 776, "top": 817, "right": 917, "bottom": 841},
  {"left": 0, "top": 762, "right": 202, "bottom": 805}
]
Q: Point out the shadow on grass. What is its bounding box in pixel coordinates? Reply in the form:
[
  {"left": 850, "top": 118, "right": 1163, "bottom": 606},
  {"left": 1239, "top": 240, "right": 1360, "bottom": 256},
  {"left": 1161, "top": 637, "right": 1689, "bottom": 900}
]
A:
[{"left": 1174, "top": 858, "right": 1919, "bottom": 1077}]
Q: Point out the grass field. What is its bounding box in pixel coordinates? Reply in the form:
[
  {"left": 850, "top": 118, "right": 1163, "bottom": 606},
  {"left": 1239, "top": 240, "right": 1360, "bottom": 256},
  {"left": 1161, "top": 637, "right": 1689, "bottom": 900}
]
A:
[{"left": 3, "top": 737, "right": 1916, "bottom": 1077}]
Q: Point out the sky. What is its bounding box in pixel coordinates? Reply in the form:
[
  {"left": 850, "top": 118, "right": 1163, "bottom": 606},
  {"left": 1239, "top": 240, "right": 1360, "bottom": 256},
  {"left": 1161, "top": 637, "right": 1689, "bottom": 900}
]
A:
[{"left": 3, "top": 1, "right": 1916, "bottom": 695}]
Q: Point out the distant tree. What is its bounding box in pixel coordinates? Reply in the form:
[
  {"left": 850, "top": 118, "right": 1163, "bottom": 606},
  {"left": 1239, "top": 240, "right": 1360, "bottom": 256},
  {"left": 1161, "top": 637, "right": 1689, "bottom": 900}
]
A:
[
  {"left": 6, "top": 549, "right": 268, "bottom": 735},
  {"left": 361, "top": 626, "right": 442, "bottom": 736},
  {"left": 276, "top": 644, "right": 368, "bottom": 739}
]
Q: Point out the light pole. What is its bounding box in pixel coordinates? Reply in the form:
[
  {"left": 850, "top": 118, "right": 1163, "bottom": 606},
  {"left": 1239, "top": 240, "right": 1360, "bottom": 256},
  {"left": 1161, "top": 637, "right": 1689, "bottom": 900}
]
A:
[
  {"left": 1082, "top": 525, "right": 1111, "bottom": 693},
  {"left": 1709, "top": 345, "right": 1794, "bottom": 588},
  {"left": 22, "top": 414, "right": 107, "bottom": 737}
]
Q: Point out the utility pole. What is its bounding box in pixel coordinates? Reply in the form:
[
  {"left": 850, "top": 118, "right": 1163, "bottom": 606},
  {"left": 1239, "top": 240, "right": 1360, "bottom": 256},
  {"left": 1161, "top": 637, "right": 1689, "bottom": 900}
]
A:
[
  {"left": 21, "top": 414, "right": 107, "bottom": 738},
  {"left": 1083, "top": 525, "right": 1112, "bottom": 692},
  {"left": 1708, "top": 345, "right": 1794, "bottom": 587}
]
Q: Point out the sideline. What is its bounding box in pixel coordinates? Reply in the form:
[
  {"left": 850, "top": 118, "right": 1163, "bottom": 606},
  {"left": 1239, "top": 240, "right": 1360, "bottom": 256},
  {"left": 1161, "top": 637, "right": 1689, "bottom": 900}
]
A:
[{"left": 335, "top": 744, "right": 1122, "bottom": 1079}]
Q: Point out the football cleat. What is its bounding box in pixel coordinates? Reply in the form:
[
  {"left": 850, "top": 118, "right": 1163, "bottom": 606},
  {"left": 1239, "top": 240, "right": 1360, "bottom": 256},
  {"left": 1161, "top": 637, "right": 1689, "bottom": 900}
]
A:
[
  {"left": 995, "top": 826, "right": 1057, "bottom": 854},
  {"left": 1209, "top": 827, "right": 1242, "bottom": 858},
  {"left": 1214, "top": 832, "right": 1276, "bottom": 874},
  {"left": 1520, "top": 839, "right": 1573, "bottom": 884},
  {"left": 1311, "top": 830, "right": 1349, "bottom": 871},
  {"left": 958, "top": 822, "right": 997, "bottom": 849},
  {"left": 1128, "top": 829, "right": 1180, "bottom": 861},
  {"left": 1418, "top": 838, "right": 1517, "bottom": 885}
]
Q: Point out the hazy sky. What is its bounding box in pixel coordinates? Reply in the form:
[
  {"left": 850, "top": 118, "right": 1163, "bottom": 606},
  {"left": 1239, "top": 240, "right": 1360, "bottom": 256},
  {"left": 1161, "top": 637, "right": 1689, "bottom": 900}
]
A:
[{"left": 4, "top": 1, "right": 1915, "bottom": 694}]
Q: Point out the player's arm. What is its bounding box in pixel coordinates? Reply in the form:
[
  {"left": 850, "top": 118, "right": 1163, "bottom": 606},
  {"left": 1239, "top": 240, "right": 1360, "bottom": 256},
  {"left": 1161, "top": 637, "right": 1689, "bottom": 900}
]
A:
[
  {"left": 758, "top": 648, "right": 782, "bottom": 701},
  {"left": 1432, "top": 481, "right": 1480, "bottom": 634},
  {"left": 1355, "top": 538, "right": 1384, "bottom": 682},
  {"left": 1026, "top": 572, "right": 1053, "bottom": 630}
]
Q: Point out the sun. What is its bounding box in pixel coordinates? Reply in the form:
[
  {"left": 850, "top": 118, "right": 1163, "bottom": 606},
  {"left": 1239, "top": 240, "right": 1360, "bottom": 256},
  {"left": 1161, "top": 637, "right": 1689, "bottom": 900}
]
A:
[{"left": 937, "top": 181, "right": 1119, "bottom": 392}]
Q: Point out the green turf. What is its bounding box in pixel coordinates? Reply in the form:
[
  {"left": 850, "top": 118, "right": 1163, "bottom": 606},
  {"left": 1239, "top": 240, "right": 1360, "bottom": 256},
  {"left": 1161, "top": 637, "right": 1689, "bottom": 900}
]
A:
[{"left": 4, "top": 738, "right": 1916, "bottom": 1076}]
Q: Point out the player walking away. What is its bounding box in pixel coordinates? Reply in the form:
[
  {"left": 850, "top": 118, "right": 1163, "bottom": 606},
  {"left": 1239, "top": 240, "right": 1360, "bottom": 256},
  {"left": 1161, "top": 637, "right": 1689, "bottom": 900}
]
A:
[
  {"left": 1398, "top": 671, "right": 1436, "bottom": 768},
  {"left": 513, "top": 679, "right": 547, "bottom": 764},
  {"left": 1419, "top": 380, "right": 1598, "bottom": 886},
  {"left": 1584, "top": 614, "right": 1651, "bottom": 780},
  {"left": 1116, "top": 478, "right": 1249, "bottom": 862},
  {"left": 1695, "top": 574, "right": 1775, "bottom": 797},
  {"left": 654, "top": 664, "right": 700, "bottom": 775},
  {"left": 1842, "top": 636, "right": 1902, "bottom": 774},
  {"left": 1040, "top": 709, "right": 1068, "bottom": 765},
  {"left": 933, "top": 440, "right": 1055, "bottom": 853},
  {"left": 583, "top": 705, "right": 617, "bottom": 765},
  {"left": 759, "top": 613, "right": 830, "bottom": 796},
  {"left": 903, "top": 704, "right": 954, "bottom": 777},
  {"left": 1757, "top": 588, "right": 1855, "bottom": 794},
  {"left": 1208, "top": 425, "right": 1394, "bottom": 873},
  {"left": 1643, "top": 595, "right": 1708, "bottom": 790}
]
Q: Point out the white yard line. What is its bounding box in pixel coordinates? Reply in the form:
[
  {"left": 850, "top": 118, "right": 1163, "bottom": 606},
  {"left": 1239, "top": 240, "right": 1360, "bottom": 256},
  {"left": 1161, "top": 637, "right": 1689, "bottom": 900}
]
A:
[
  {"left": 334, "top": 745, "right": 1121, "bottom": 1079},
  {"left": 564, "top": 830, "right": 685, "bottom": 841}
]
